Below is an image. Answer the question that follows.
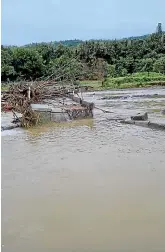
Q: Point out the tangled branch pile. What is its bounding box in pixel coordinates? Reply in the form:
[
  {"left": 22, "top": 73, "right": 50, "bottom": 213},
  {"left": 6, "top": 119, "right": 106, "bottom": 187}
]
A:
[{"left": 1, "top": 80, "right": 80, "bottom": 127}]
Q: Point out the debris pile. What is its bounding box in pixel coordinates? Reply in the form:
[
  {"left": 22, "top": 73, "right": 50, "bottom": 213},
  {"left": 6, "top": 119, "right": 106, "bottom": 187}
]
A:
[{"left": 1, "top": 81, "right": 93, "bottom": 128}]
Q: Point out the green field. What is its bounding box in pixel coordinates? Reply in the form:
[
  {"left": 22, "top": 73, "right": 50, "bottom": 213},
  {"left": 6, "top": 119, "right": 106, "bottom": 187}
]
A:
[{"left": 80, "top": 72, "right": 165, "bottom": 90}]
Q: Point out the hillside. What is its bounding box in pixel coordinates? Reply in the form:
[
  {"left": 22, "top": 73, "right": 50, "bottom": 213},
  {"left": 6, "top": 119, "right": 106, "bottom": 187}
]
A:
[{"left": 1, "top": 24, "right": 165, "bottom": 86}]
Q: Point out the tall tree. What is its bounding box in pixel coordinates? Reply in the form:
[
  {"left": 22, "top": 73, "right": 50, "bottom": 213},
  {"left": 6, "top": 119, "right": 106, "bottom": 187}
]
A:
[{"left": 153, "top": 57, "right": 165, "bottom": 74}]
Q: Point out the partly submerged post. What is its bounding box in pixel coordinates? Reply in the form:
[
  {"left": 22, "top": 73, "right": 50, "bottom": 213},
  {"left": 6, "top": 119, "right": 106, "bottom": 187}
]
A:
[{"left": 28, "top": 86, "right": 31, "bottom": 100}]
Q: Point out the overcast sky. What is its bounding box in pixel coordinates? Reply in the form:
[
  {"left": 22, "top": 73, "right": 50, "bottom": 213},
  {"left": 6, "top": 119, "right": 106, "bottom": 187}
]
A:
[{"left": 2, "top": 0, "right": 165, "bottom": 45}]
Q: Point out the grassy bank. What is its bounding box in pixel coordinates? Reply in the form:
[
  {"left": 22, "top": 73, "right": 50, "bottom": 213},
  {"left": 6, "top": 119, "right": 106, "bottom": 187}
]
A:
[
  {"left": 79, "top": 80, "right": 103, "bottom": 89},
  {"left": 2, "top": 72, "right": 165, "bottom": 93},
  {"left": 1, "top": 84, "right": 10, "bottom": 91},
  {"left": 80, "top": 72, "right": 165, "bottom": 90}
]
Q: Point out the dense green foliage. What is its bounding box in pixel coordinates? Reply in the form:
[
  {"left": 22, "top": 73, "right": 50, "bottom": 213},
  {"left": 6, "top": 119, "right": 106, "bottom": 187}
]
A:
[{"left": 1, "top": 27, "right": 165, "bottom": 85}]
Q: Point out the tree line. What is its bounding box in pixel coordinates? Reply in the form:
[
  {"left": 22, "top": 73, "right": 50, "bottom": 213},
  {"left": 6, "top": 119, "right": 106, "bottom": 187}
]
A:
[{"left": 1, "top": 25, "right": 165, "bottom": 83}]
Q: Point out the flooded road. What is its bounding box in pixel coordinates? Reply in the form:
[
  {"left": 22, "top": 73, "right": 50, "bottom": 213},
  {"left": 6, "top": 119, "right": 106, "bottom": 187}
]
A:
[{"left": 2, "top": 87, "right": 165, "bottom": 252}]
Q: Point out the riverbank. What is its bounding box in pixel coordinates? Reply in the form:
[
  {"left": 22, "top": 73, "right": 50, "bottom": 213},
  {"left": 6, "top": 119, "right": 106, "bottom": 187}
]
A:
[
  {"left": 2, "top": 73, "right": 165, "bottom": 93},
  {"left": 80, "top": 80, "right": 165, "bottom": 91},
  {"left": 80, "top": 72, "right": 165, "bottom": 91}
]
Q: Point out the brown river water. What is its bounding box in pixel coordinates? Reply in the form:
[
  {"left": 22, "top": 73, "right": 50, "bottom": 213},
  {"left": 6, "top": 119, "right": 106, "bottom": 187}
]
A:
[{"left": 1, "top": 87, "right": 165, "bottom": 252}]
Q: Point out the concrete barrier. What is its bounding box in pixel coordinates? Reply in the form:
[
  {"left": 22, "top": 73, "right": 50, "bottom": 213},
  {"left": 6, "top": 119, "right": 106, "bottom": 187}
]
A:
[
  {"left": 31, "top": 102, "right": 93, "bottom": 123},
  {"left": 51, "top": 108, "right": 70, "bottom": 122},
  {"left": 120, "top": 119, "right": 165, "bottom": 131}
]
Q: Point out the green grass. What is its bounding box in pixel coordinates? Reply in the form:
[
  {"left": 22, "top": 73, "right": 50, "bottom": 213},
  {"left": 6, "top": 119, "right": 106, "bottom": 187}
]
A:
[
  {"left": 105, "top": 81, "right": 165, "bottom": 89},
  {"left": 1, "top": 84, "right": 10, "bottom": 91},
  {"left": 79, "top": 80, "right": 102, "bottom": 88},
  {"left": 105, "top": 73, "right": 165, "bottom": 86},
  {"left": 81, "top": 72, "right": 165, "bottom": 90}
]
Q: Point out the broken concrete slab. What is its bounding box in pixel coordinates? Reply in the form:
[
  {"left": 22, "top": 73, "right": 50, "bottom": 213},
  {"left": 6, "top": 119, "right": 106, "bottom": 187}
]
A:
[
  {"left": 131, "top": 112, "right": 148, "bottom": 121},
  {"left": 120, "top": 119, "right": 165, "bottom": 131}
]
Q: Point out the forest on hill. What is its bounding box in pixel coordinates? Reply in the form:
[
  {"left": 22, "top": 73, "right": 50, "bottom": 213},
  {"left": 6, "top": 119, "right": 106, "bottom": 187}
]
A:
[{"left": 1, "top": 23, "right": 165, "bottom": 88}]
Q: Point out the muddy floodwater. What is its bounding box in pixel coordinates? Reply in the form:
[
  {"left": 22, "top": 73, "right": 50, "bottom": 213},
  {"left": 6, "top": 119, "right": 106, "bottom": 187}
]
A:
[{"left": 2, "top": 87, "right": 165, "bottom": 252}]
